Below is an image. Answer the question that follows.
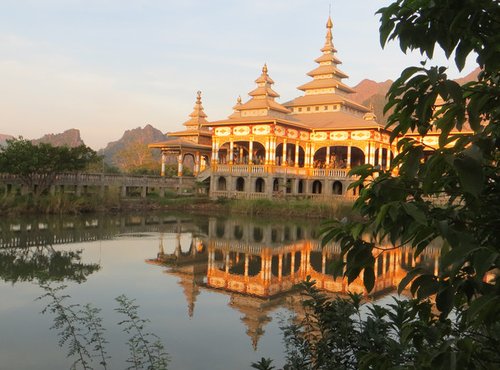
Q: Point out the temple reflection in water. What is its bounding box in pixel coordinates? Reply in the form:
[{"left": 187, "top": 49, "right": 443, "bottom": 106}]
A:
[{"left": 150, "top": 217, "right": 440, "bottom": 349}]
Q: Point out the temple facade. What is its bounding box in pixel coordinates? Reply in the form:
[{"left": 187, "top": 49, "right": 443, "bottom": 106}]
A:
[{"left": 150, "top": 15, "right": 468, "bottom": 199}]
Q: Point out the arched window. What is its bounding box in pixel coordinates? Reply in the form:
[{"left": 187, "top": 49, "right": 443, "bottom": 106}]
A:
[
  {"left": 217, "top": 177, "right": 227, "bottom": 191},
  {"left": 332, "top": 181, "right": 343, "bottom": 195},
  {"left": 236, "top": 177, "right": 245, "bottom": 191},
  {"left": 255, "top": 177, "right": 265, "bottom": 193},
  {"left": 312, "top": 180, "right": 322, "bottom": 194}
]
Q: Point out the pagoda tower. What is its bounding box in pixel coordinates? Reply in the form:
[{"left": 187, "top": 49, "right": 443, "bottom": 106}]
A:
[
  {"left": 228, "top": 64, "right": 290, "bottom": 119},
  {"left": 284, "top": 16, "right": 371, "bottom": 118},
  {"left": 149, "top": 91, "right": 212, "bottom": 177}
]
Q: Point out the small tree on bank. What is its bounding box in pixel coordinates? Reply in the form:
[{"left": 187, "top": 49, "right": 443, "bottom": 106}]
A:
[
  {"left": 254, "top": 1, "right": 499, "bottom": 369},
  {"left": 0, "top": 138, "right": 98, "bottom": 196}
]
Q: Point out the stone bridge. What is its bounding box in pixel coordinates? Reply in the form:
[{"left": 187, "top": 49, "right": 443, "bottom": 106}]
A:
[{"left": 0, "top": 172, "right": 197, "bottom": 197}]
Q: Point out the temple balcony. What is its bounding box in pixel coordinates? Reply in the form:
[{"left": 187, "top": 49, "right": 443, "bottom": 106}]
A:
[{"left": 211, "top": 163, "right": 351, "bottom": 179}]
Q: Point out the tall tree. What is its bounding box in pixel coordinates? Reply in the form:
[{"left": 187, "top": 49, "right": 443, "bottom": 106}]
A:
[{"left": 0, "top": 138, "right": 98, "bottom": 195}]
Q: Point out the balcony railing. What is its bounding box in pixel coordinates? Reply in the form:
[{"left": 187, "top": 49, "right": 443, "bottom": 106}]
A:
[{"left": 212, "top": 164, "right": 349, "bottom": 178}]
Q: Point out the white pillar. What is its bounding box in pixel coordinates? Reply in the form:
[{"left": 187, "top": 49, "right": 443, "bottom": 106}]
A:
[
  {"left": 161, "top": 153, "right": 166, "bottom": 177},
  {"left": 347, "top": 146, "right": 352, "bottom": 168},
  {"left": 386, "top": 148, "right": 391, "bottom": 170},
  {"left": 282, "top": 139, "right": 287, "bottom": 166},
  {"left": 177, "top": 154, "right": 183, "bottom": 177},
  {"left": 326, "top": 145, "right": 331, "bottom": 165},
  {"left": 229, "top": 140, "right": 234, "bottom": 164},
  {"left": 295, "top": 142, "right": 299, "bottom": 167},
  {"left": 249, "top": 140, "right": 254, "bottom": 163}
]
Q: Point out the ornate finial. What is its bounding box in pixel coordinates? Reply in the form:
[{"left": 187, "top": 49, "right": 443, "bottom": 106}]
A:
[
  {"left": 262, "top": 63, "right": 268, "bottom": 74},
  {"left": 327, "top": 15, "right": 333, "bottom": 29},
  {"left": 237, "top": 95, "right": 242, "bottom": 104},
  {"left": 370, "top": 102, "right": 374, "bottom": 112},
  {"left": 196, "top": 90, "right": 202, "bottom": 103}
]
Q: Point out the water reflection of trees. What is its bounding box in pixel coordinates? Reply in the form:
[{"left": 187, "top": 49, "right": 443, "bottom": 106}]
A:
[{"left": 0, "top": 246, "right": 100, "bottom": 283}]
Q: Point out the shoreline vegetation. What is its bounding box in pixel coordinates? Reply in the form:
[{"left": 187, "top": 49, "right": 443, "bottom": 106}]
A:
[{"left": 0, "top": 189, "right": 355, "bottom": 219}]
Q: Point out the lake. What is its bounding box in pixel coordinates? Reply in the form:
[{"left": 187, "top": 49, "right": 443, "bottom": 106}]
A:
[{"left": 0, "top": 212, "right": 439, "bottom": 369}]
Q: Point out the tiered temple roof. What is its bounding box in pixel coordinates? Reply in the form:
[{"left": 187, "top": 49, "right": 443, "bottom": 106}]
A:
[
  {"left": 149, "top": 91, "right": 212, "bottom": 151},
  {"left": 283, "top": 16, "right": 383, "bottom": 131}
]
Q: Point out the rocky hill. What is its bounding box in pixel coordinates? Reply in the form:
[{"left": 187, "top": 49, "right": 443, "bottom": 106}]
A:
[
  {"left": 98, "top": 124, "right": 169, "bottom": 171},
  {"left": 32, "top": 128, "right": 85, "bottom": 147},
  {"left": 351, "top": 67, "right": 481, "bottom": 124}
]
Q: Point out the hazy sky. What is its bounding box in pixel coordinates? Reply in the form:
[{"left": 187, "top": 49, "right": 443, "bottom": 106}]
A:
[{"left": 0, "top": 0, "right": 478, "bottom": 149}]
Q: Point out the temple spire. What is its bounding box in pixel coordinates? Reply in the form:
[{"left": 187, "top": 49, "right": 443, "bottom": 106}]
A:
[
  {"left": 184, "top": 90, "right": 208, "bottom": 130},
  {"left": 321, "top": 15, "right": 336, "bottom": 53}
]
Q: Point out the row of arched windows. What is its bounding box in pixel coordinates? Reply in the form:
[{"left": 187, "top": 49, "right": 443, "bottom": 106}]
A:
[{"left": 216, "top": 176, "right": 345, "bottom": 195}]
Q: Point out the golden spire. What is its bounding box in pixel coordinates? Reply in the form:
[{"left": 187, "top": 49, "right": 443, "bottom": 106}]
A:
[
  {"left": 262, "top": 63, "right": 268, "bottom": 74},
  {"left": 321, "top": 15, "right": 335, "bottom": 53},
  {"left": 184, "top": 90, "right": 208, "bottom": 130}
]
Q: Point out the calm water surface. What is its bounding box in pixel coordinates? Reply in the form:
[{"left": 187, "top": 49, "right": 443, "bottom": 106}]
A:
[{"left": 0, "top": 212, "right": 439, "bottom": 370}]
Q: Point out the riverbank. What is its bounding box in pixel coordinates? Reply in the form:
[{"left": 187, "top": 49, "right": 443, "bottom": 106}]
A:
[{"left": 0, "top": 192, "right": 356, "bottom": 220}]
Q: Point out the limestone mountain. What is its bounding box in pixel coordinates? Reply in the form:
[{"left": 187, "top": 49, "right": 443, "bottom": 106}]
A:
[
  {"left": 32, "top": 128, "right": 85, "bottom": 147},
  {"left": 98, "top": 124, "right": 169, "bottom": 172},
  {"left": 351, "top": 67, "right": 482, "bottom": 125}
]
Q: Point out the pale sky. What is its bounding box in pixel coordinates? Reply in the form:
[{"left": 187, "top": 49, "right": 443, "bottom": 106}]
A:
[{"left": 0, "top": 0, "right": 478, "bottom": 149}]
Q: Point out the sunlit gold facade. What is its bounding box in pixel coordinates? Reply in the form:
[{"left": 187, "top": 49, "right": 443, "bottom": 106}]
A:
[{"left": 150, "top": 15, "right": 471, "bottom": 199}]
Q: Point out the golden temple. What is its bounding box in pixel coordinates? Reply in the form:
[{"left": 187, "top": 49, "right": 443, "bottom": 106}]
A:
[{"left": 149, "top": 15, "right": 470, "bottom": 199}]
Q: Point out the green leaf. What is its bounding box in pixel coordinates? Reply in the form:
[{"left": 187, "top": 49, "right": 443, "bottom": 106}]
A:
[
  {"left": 363, "top": 266, "right": 375, "bottom": 292},
  {"left": 398, "top": 267, "right": 425, "bottom": 294},
  {"left": 453, "top": 156, "right": 484, "bottom": 196},
  {"left": 402, "top": 203, "right": 427, "bottom": 225}
]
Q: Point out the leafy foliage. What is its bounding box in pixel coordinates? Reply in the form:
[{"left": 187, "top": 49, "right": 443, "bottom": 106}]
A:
[
  {"left": 38, "top": 285, "right": 169, "bottom": 370},
  {"left": 323, "top": 0, "right": 499, "bottom": 319},
  {"left": 258, "top": 1, "right": 500, "bottom": 368},
  {"left": 0, "top": 138, "right": 98, "bottom": 195},
  {"left": 115, "top": 295, "right": 170, "bottom": 370},
  {"left": 38, "top": 285, "right": 103, "bottom": 370},
  {"left": 276, "top": 280, "right": 500, "bottom": 370}
]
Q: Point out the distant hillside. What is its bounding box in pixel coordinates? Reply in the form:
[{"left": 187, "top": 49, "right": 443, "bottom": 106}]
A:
[
  {"left": 0, "top": 134, "right": 14, "bottom": 147},
  {"left": 33, "top": 129, "right": 85, "bottom": 147},
  {"left": 98, "top": 124, "right": 169, "bottom": 170},
  {"left": 351, "top": 79, "right": 393, "bottom": 105},
  {"left": 351, "top": 67, "right": 482, "bottom": 124}
]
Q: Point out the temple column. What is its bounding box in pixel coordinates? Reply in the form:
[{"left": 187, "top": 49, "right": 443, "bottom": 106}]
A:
[
  {"left": 278, "top": 254, "right": 283, "bottom": 281},
  {"left": 239, "top": 146, "right": 243, "bottom": 163},
  {"left": 194, "top": 151, "right": 200, "bottom": 175},
  {"left": 304, "top": 143, "right": 308, "bottom": 167},
  {"left": 291, "top": 252, "right": 295, "bottom": 277},
  {"left": 225, "top": 252, "right": 230, "bottom": 274},
  {"left": 161, "top": 153, "right": 166, "bottom": 177},
  {"left": 249, "top": 140, "right": 254, "bottom": 164},
  {"left": 322, "top": 252, "right": 326, "bottom": 274},
  {"left": 382, "top": 252, "right": 387, "bottom": 275},
  {"left": 295, "top": 142, "right": 299, "bottom": 168},
  {"left": 347, "top": 145, "right": 352, "bottom": 169},
  {"left": 177, "top": 154, "right": 183, "bottom": 177},
  {"left": 265, "top": 137, "right": 270, "bottom": 165},
  {"left": 244, "top": 254, "right": 249, "bottom": 278},
  {"left": 270, "top": 137, "right": 277, "bottom": 165},
  {"left": 326, "top": 145, "right": 331, "bottom": 166},
  {"left": 386, "top": 147, "right": 391, "bottom": 170},
  {"left": 229, "top": 140, "right": 234, "bottom": 164},
  {"left": 374, "top": 255, "right": 379, "bottom": 277},
  {"left": 282, "top": 139, "right": 287, "bottom": 166},
  {"left": 378, "top": 144, "right": 383, "bottom": 166}
]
